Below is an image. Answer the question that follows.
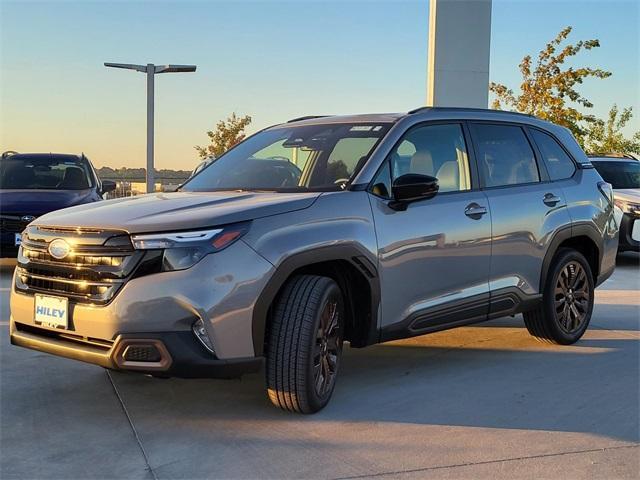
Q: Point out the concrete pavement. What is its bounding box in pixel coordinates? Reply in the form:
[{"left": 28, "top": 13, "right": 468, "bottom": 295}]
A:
[{"left": 1, "top": 254, "right": 638, "bottom": 479}]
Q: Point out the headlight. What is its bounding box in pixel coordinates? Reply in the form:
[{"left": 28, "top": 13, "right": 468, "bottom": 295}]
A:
[
  {"left": 614, "top": 199, "right": 640, "bottom": 216},
  {"left": 131, "top": 223, "right": 249, "bottom": 271}
]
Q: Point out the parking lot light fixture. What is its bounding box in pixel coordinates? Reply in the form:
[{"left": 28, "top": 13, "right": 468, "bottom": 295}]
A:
[{"left": 104, "top": 62, "right": 197, "bottom": 193}]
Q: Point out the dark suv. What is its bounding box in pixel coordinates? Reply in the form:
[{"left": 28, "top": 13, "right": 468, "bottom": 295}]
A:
[
  {"left": 10, "top": 108, "right": 618, "bottom": 413},
  {"left": 0, "top": 153, "right": 115, "bottom": 257}
]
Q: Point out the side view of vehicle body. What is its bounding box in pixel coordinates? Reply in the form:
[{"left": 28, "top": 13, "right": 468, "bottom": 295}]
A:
[
  {"left": 0, "top": 152, "right": 115, "bottom": 257},
  {"left": 10, "top": 108, "right": 618, "bottom": 413},
  {"left": 590, "top": 154, "right": 640, "bottom": 253}
]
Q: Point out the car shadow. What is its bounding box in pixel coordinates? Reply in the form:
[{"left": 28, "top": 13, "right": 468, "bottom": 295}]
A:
[{"left": 109, "top": 328, "right": 639, "bottom": 444}]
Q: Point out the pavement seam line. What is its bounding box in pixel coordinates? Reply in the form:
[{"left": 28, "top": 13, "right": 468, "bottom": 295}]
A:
[
  {"left": 591, "top": 323, "right": 640, "bottom": 339},
  {"left": 106, "top": 370, "right": 159, "bottom": 480},
  {"left": 332, "top": 444, "right": 640, "bottom": 480}
]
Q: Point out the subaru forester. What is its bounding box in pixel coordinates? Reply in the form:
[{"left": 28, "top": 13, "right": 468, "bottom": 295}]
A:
[{"left": 10, "top": 107, "right": 619, "bottom": 413}]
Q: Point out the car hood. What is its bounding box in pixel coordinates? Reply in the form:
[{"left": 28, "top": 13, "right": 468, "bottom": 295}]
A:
[
  {"left": 32, "top": 190, "right": 322, "bottom": 234},
  {"left": 0, "top": 189, "right": 96, "bottom": 216},
  {"left": 613, "top": 189, "right": 640, "bottom": 203}
]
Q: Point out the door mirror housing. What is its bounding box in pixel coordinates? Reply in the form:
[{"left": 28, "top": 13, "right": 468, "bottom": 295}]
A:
[
  {"left": 389, "top": 174, "right": 439, "bottom": 211},
  {"left": 101, "top": 180, "right": 117, "bottom": 195}
]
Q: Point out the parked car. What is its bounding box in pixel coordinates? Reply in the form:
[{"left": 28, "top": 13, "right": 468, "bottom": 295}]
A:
[
  {"left": 590, "top": 154, "right": 640, "bottom": 252},
  {"left": 0, "top": 153, "right": 115, "bottom": 257},
  {"left": 10, "top": 108, "right": 618, "bottom": 413}
]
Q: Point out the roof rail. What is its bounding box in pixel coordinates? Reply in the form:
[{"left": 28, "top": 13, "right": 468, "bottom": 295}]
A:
[
  {"left": 287, "top": 115, "right": 331, "bottom": 123},
  {"left": 587, "top": 153, "right": 637, "bottom": 160},
  {"left": 408, "top": 106, "right": 535, "bottom": 118}
]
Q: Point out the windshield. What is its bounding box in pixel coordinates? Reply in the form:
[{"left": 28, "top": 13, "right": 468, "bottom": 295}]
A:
[
  {"left": 182, "top": 122, "right": 392, "bottom": 192},
  {"left": 1, "top": 156, "right": 93, "bottom": 190},
  {"left": 593, "top": 161, "right": 640, "bottom": 189}
]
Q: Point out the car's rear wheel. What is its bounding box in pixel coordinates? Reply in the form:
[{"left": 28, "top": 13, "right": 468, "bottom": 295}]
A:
[
  {"left": 524, "top": 248, "right": 594, "bottom": 344},
  {"left": 266, "top": 275, "right": 344, "bottom": 413}
]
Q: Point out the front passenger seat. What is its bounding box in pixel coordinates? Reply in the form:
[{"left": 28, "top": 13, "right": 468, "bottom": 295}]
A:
[
  {"left": 436, "top": 161, "right": 460, "bottom": 192},
  {"left": 409, "top": 150, "right": 434, "bottom": 176}
]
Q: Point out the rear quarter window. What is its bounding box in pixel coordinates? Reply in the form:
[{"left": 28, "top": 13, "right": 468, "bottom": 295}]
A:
[{"left": 530, "top": 129, "right": 576, "bottom": 180}]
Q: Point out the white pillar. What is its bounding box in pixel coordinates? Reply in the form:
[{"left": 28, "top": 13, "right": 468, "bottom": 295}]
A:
[{"left": 427, "top": 0, "right": 492, "bottom": 108}]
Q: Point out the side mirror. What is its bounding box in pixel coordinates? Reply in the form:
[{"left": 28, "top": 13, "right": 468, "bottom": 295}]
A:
[
  {"left": 101, "top": 180, "right": 117, "bottom": 195},
  {"left": 389, "top": 174, "right": 439, "bottom": 211}
]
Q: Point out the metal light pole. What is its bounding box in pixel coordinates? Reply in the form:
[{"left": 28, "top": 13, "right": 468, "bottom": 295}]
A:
[{"left": 104, "top": 63, "right": 197, "bottom": 193}]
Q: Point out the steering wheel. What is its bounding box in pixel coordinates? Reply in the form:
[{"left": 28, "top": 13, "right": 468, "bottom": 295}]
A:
[{"left": 334, "top": 178, "right": 350, "bottom": 185}]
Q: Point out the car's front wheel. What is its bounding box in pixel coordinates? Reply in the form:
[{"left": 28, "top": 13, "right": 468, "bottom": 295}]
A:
[
  {"left": 266, "top": 275, "right": 344, "bottom": 413},
  {"left": 524, "top": 248, "right": 594, "bottom": 344}
]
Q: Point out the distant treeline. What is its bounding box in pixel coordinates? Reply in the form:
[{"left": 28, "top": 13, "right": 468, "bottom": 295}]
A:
[{"left": 97, "top": 167, "right": 191, "bottom": 182}]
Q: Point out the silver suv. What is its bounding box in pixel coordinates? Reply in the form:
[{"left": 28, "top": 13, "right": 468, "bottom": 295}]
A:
[{"left": 10, "top": 108, "right": 619, "bottom": 413}]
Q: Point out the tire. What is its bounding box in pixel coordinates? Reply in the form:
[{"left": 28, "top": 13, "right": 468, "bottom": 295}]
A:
[
  {"left": 266, "top": 275, "right": 344, "bottom": 413},
  {"left": 524, "top": 248, "right": 595, "bottom": 345}
]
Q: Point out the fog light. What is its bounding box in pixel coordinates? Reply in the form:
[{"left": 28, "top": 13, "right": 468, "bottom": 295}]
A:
[{"left": 192, "top": 318, "right": 215, "bottom": 354}]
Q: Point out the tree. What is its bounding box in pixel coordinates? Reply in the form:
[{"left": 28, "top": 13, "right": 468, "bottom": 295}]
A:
[
  {"left": 584, "top": 105, "right": 640, "bottom": 155},
  {"left": 195, "top": 113, "right": 252, "bottom": 159},
  {"left": 490, "top": 26, "right": 611, "bottom": 146}
]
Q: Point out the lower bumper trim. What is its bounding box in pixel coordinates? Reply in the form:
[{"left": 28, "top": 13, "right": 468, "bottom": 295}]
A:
[{"left": 10, "top": 322, "right": 262, "bottom": 379}]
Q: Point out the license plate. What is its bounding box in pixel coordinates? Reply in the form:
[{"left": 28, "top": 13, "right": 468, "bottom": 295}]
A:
[
  {"left": 14, "top": 233, "right": 21, "bottom": 246},
  {"left": 34, "top": 294, "right": 68, "bottom": 329}
]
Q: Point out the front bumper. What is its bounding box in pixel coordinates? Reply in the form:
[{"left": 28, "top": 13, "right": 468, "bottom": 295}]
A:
[
  {"left": 618, "top": 213, "right": 640, "bottom": 252},
  {"left": 10, "top": 321, "right": 262, "bottom": 378},
  {"left": 9, "top": 240, "right": 275, "bottom": 375}
]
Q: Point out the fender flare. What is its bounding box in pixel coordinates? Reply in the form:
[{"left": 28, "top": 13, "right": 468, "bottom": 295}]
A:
[
  {"left": 251, "top": 243, "right": 380, "bottom": 356},
  {"left": 539, "top": 222, "right": 603, "bottom": 292}
]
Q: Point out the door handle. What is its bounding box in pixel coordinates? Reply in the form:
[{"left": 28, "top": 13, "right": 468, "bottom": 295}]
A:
[
  {"left": 465, "top": 203, "right": 487, "bottom": 219},
  {"left": 543, "top": 193, "right": 561, "bottom": 207}
]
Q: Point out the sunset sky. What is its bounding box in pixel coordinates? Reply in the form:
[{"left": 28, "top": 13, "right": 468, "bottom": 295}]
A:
[{"left": 1, "top": 0, "right": 638, "bottom": 171}]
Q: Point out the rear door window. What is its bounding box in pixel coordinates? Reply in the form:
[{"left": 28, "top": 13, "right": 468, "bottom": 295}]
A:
[{"left": 470, "top": 124, "right": 540, "bottom": 188}]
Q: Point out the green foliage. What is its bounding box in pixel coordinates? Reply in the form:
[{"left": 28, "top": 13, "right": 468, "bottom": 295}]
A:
[
  {"left": 584, "top": 105, "right": 640, "bottom": 155},
  {"left": 490, "top": 26, "right": 611, "bottom": 145},
  {"left": 195, "top": 113, "right": 252, "bottom": 159}
]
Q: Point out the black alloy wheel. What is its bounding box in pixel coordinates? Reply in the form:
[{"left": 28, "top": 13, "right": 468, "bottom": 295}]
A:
[
  {"left": 313, "top": 300, "right": 340, "bottom": 398},
  {"left": 524, "top": 248, "right": 594, "bottom": 345},
  {"left": 554, "top": 261, "right": 591, "bottom": 334}
]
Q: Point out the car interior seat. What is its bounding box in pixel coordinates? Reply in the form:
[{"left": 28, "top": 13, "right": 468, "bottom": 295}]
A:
[
  {"left": 409, "top": 150, "right": 435, "bottom": 177},
  {"left": 435, "top": 161, "right": 460, "bottom": 192},
  {"left": 58, "top": 167, "right": 88, "bottom": 189}
]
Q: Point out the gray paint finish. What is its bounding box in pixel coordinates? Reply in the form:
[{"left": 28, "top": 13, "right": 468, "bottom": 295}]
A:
[
  {"left": 484, "top": 182, "right": 571, "bottom": 295},
  {"left": 370, "top": 190, "right": 491, "bottom": 328},
  {"left": 9, "top": 108, "right": 619, "bottom": 370},
  {"left": 30, "top": 190, "right": 321, "bottom": 233}
]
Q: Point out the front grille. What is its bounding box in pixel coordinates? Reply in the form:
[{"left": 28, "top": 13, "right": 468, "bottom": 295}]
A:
[
  {"left": 0, "top": 215, "right": 31, "bottom": 233},
  {"left": 15, "top": 225, "right": 144, "bottom": 305}
]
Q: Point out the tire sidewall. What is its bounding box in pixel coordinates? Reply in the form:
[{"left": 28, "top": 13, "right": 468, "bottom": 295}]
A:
[{"left": 544, "top": 250, "right": 595, "bottom": 344}]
